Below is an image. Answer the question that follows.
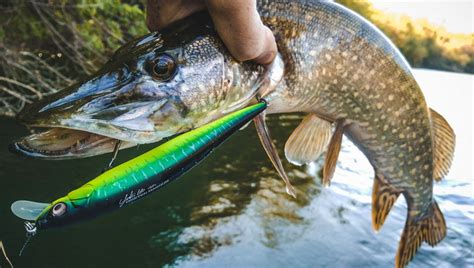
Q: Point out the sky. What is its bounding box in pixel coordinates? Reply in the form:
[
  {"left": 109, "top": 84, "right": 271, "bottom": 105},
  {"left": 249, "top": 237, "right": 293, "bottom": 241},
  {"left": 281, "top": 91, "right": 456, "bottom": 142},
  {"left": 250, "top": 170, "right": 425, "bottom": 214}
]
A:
[{"left": 369, "top": 0, "right": 473, "bottom": 34}]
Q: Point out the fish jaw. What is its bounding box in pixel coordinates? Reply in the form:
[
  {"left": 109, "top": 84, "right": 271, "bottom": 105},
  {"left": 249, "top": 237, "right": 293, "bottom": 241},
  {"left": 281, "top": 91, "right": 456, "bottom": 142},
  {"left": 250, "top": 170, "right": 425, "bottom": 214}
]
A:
[
  {"left": 11, "top": 89, "right": 191, "bottom": 159},
  {"left": 12, "top": 12, "right": 268, "bottom": 159},
  {"left": 12, "top": 72, "right": 183, "bottom": 159},
  {"left": 9, "top": 128, "right": 137, "bottom": 160}
]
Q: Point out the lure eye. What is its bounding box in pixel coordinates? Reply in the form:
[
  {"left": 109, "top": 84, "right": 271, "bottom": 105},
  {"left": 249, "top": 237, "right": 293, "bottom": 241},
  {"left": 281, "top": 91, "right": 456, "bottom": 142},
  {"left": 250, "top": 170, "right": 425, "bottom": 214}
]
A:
[
  {"left": 52, "top": 203, "right": 66, "bottom": 217},
  {"left": 152, "top": 54, "right": 176, "bottom": 81}
]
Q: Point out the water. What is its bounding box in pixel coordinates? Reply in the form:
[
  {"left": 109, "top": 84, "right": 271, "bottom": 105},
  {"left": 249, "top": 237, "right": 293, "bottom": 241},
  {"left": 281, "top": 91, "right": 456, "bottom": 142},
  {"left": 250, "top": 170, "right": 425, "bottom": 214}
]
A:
[{"left": 0, "top": 69, "right": 472, "bottom": 267}]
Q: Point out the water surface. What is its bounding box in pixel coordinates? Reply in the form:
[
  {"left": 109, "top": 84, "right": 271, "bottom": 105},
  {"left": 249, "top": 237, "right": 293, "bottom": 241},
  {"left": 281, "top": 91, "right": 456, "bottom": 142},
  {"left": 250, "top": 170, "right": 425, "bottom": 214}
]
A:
[{"left": 0, "top": 69, "right": 472, "bottom": 267}]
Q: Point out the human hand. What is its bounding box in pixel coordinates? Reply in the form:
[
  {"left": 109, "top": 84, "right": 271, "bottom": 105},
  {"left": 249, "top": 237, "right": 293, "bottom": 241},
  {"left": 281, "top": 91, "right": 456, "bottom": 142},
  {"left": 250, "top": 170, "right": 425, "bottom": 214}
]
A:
[{"left": 146, "top": 0, "right": 277, "bottom": 65}]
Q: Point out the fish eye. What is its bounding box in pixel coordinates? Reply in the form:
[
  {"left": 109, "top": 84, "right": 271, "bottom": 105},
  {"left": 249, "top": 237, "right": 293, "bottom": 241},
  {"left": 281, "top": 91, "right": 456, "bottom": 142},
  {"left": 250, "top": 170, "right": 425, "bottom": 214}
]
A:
[
  {"left": 52, "top": 203, "right": 67, "bottom": 217},
  {"left": 152, "top": 54, "right": 176, "bottom": 81}
]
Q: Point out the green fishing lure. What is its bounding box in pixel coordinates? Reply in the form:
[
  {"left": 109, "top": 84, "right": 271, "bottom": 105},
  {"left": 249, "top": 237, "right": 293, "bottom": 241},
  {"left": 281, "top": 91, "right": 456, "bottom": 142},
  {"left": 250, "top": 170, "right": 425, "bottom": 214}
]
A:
[{"left": 12, "top": 102, "right": 266, "bottom": 230}]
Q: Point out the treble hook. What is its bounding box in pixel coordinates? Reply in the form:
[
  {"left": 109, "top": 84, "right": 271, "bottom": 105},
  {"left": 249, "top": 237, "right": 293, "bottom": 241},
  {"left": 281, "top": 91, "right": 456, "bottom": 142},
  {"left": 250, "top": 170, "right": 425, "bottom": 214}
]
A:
[
  {"left": 103, "top": 140, "right": 122, "bottom": 172},
  {"left": 18, "top": 221, "right": 37, "bottom": 257}
]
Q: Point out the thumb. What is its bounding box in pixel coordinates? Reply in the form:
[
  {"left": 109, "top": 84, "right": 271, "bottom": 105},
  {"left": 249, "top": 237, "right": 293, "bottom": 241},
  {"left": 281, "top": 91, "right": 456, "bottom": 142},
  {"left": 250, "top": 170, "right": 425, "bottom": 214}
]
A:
[{"left": 206, "top": 0, "right": 277, "bottom": 64}]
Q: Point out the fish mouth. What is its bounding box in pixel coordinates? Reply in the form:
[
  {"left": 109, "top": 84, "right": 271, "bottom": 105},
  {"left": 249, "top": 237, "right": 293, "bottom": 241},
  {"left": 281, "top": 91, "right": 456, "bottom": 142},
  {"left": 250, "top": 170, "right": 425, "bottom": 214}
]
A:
[
  {"left": 10, "top": 127, "right": 137, "bottom": 160},
  {"left": 12, "top": 97, "right": 183, "bottom": 160}
]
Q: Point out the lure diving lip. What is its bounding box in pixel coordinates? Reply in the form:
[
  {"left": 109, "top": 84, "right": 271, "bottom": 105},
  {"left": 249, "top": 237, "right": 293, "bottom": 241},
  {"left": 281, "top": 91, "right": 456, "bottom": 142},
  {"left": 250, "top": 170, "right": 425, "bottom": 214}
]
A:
[
  {"left": 11, "top": 201, "right": 50, "bottom": 221},
  {"left": 11, "top": 102, "right": 267, "bottom": 230}
]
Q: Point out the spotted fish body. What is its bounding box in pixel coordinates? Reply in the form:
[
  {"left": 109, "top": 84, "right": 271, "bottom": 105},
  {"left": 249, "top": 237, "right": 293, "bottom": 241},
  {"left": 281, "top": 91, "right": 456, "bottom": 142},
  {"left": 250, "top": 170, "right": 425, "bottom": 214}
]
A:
[
  {"left": 12, "top": 0, "right": 454, "bottom": 267},
  {"left": 261, "top": 1, "right": 434, "bottom": 217},
  {"left": 257, "top": 2, "right": 452, "bottom": 267}
]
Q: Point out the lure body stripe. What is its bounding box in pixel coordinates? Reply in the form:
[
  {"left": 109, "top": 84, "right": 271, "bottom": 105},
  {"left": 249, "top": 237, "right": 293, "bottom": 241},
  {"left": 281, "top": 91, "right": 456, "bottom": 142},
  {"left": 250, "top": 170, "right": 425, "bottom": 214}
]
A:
[{"left": 35, "top": 102, "right": 266, "bottom": 228}]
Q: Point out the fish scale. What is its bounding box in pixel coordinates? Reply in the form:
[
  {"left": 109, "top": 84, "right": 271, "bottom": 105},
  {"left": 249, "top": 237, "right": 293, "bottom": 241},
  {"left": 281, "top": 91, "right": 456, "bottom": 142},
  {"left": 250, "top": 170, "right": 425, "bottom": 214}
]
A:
[
  {"left": 11, "top": 1, "right": 455, "bottom": 267},
  {"left": 260, "top": 0, "right": 433, "bottom": 206},
  {"left": 257, "top": 2, "right": 450, "bottom": 267}
]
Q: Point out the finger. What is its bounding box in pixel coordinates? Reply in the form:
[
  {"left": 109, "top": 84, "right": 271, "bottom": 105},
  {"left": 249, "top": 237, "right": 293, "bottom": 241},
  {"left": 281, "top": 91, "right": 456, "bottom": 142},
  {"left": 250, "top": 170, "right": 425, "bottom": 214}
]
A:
[
  {"left": 206, "top": 0, "right": 277, "bottom": 64},
  {"left": 146, "top": 0, "right": 205, "bottom": 31},
  {"left": 253, "top": 27, "right": 278, "bottom": 64}
]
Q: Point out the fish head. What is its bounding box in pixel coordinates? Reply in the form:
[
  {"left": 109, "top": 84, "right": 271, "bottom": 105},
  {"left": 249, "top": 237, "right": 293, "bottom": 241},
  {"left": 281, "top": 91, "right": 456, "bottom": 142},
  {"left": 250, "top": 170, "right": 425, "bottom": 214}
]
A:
[{"left": 12, "top": 12, "right": 267, "bottom": 159}]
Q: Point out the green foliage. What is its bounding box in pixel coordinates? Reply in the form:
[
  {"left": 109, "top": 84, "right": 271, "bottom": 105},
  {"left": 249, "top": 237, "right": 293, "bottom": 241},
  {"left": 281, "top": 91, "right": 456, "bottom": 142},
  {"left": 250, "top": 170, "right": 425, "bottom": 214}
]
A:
[
  {"left": 0, "top": 0, "right": 147, "bottom": 116},
  {"left": 334, "top": 0, "right": 374, "bottom": 18},
  {"left": 0, "top": 0, "right": 471, "bottom": 116},
  {"left": 336, "top": 0, "right": 473, "bottom": 74},
  {"left": 1, "top": 0, "right": 470, "bottom": 76},
  {"left": 0, "top": 0, "right": 147, "bottom": 75}
]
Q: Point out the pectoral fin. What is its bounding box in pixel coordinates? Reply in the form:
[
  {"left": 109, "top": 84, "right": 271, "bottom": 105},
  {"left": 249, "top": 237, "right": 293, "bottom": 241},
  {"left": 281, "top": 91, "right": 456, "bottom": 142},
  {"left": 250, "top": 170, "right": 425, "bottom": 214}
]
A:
[
  {"left": 284, "top": 114, "right": 332, "bottom": 166},
  {"left": 322, "top": 119, "right": 345, "bottom": 186},
  {"left": 254, "top": 112, "right": 297, "bottom": 198},
  {"left": 430, "top": 108, "right": 455, "bottom": 181}
]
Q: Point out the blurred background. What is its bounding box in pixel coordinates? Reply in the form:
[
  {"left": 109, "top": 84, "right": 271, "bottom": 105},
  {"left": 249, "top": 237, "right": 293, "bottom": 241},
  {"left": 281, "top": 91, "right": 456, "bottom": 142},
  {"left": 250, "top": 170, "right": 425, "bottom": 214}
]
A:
[
  {"left": 0, "top": 0, "right": 472, "bottom": 117},
  {"left": 0, "top": 1, "right": 472, "bottom": 268}
]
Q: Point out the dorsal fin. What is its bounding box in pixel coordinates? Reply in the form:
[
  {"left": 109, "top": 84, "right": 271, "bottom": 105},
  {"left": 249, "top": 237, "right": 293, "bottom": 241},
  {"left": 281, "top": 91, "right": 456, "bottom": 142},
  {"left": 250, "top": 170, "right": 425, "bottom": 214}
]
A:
[
  {"left": 430, "top": 108, "right": 455, "bottom": 181},
  {"left": 372, "top": 175, "right": 401, "bottom": 231},
  {"left": 254, "top": 112, "right": 297, "bottom": 198},
  {"left": 284, "top": 114, "right": 332, "bottom": 166},
  {"left": 322, "top": 119, "right": 345, "bottom": 186}
]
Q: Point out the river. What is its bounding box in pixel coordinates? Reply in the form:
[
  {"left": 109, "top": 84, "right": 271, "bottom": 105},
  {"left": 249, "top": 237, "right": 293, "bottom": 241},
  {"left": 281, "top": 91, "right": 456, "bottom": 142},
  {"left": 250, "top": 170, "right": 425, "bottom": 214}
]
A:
[{"left": 0, "top": 69, "right": 472, "bottom": 267}]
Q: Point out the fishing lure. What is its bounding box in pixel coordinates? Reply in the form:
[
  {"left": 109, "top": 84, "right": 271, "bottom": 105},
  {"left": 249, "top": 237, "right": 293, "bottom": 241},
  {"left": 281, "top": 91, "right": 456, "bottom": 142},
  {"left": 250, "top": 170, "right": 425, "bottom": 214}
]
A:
[{"left": 11, "top": 102, "right": 266, "bottom": 231}]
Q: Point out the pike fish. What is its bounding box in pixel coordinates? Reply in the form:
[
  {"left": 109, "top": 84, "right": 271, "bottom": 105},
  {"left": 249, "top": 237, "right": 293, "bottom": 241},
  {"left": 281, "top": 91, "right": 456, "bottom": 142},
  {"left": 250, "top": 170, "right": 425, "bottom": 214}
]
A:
[{"left": 10, "top": 0, "right": 455, "bottom": 267}]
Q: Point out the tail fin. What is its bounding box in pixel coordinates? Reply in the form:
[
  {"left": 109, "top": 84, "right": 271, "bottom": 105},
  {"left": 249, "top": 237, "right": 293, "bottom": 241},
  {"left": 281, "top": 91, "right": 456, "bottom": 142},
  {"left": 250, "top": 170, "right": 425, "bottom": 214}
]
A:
[{"left": 395, "top": 201, "right": 446, "bottom": 268}]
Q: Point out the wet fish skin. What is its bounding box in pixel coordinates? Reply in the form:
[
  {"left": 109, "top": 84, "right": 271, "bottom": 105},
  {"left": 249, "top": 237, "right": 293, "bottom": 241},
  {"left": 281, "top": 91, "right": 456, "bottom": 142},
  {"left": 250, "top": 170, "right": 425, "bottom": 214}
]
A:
[
  {"left": 17, "top": 12, "right": 266, "bottom": 144},
  {"left": 261, "top": 0, "right": 433, "bottom": 207},
  {"left": 15, "top": 1, "right": 451, "bottom": 266},
  {"left": 257, "top": 1, "right": 448, "bottom": 267},
  {"left": 261, "top": 0, "right": 434, "bottom": 214}
]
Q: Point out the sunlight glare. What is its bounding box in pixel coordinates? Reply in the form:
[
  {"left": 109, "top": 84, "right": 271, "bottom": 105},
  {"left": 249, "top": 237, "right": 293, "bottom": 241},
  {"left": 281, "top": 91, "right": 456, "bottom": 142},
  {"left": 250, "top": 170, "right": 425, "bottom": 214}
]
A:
[{"left": 370, "top": 0, "right": 473, "bottom": 34}]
